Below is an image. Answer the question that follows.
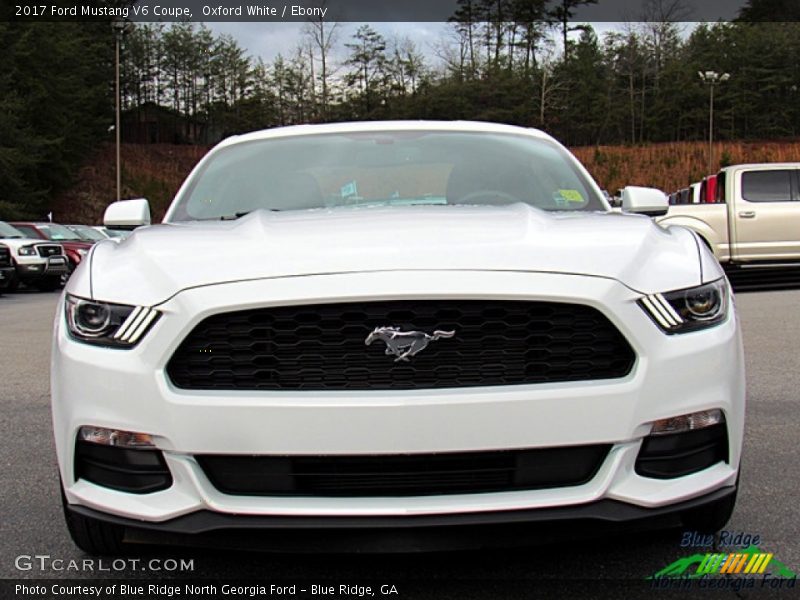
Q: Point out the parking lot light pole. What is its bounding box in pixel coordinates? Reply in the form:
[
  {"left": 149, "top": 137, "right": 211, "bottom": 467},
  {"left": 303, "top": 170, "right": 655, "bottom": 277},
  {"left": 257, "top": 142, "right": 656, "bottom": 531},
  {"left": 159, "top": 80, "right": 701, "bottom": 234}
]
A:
[
  {"left": 112, "top": 19, "right": 126, "bottom": 203},
  {"left": 699, "top": 70, "right": 730, "bottom": 176}
]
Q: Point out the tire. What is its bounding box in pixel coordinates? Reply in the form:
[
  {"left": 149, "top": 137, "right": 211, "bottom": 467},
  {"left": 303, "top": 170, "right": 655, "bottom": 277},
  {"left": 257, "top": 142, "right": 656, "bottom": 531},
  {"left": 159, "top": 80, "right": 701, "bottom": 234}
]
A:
[
  {"left": 60, "top": 262, "right": 75, "bottom": 288},
  {"left": 681, "top": 485, "right": 738, "bottom": 533},
  {"left": 6, "top": 275, "right": 19, "bottom": 293},
  {"left": 61, "top": 486, "right": 126, "bottom": 555}
]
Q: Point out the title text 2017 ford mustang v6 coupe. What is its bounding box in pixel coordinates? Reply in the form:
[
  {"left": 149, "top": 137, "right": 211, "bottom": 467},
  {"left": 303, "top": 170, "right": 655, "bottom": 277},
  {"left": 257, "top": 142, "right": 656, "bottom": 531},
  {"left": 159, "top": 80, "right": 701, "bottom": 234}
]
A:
[{"left": 52, "top": 121, "right": 744, "bottom": 554}]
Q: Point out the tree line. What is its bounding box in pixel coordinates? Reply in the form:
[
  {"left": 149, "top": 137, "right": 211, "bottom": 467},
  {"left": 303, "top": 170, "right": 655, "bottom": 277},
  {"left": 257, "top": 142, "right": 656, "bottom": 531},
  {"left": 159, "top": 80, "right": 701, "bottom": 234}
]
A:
[
  {"left": 0, "top": 21, "right": 112, "bottom": 219},
  {"left": 116, "top": 7, "right": 800, "bottom": 149}
]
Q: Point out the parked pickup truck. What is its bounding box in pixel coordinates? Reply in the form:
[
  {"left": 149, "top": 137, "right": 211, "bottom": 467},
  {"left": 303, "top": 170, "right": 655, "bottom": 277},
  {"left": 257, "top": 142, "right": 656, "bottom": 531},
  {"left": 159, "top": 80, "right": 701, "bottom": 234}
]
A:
[
  {"left": 657, "top": 163, "right": 800, "bottom": 265},
  {"left": 0, "top": 221, "right": 68, "bottom": 291},
  {"left": 0, "top": 244, "right": 15, "bottom": 293}
]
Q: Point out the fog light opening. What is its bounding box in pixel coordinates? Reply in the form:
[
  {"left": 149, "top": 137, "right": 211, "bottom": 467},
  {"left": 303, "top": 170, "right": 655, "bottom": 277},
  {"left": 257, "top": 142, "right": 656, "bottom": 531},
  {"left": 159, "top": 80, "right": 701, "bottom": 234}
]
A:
[
  {"left": 74, "top": 428, "right": 172, "bottom": 494},
  {"left": 636, "top": 410, "right": 729, "bottom": 479},
  {"left": 77, "top": 426, "right": 157, "bottom": 449},
  {"left": 649, "top": 409, "right": 724, "bottom": 436}
]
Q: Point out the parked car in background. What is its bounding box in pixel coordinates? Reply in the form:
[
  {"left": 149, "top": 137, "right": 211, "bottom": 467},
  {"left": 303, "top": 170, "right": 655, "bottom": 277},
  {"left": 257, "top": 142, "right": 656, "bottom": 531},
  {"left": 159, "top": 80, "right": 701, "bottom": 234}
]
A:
[
  {"left": 55, "top": 121, "right": 743, "bottom": 554},
  {"left": 92, "top": 225, "right": 131, "bottom": 241},
  {"left": 675, "top": 187, "right": 692, "bottom": 205},
  {"left": 689, "top": 182, "right": 702, "bottom": 204},
  {"left": 65, "top": 224, "right": 108, "bottom": 242},
  {"left": 0, "top": 243, "right": 16, "bottom": 293},
  {"left": 0, "top": 221, "right": 67, "bottom": 291},
  {"left": 658, "top": 163, "right": 800, "bottom": 266},
  {"left": 700, "top": 174, "right": 719, "bottom": 204},
  {"left": 10, "top": 222, "right": 93, "bottom": 285}
]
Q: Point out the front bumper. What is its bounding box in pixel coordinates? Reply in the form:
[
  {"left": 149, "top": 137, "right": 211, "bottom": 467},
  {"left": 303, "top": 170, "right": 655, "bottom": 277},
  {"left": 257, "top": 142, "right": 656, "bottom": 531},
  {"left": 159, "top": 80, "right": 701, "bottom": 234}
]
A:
[
  {"left": 16, "top": 255, "right": 68, "bottom": 281},
  {"left": 0, "top": 266, "right": 15, "bottom": 289},
  {"left": 52, "top": 271, "right": 745, "bottom": 525},
  {"left": 65, "top": 485, "right": 737, "bottom": 552}
]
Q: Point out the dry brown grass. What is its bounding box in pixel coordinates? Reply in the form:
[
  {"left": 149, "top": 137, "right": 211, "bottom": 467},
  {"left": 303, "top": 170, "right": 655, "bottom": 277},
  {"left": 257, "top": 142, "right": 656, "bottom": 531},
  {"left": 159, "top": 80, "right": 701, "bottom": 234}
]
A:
[
  {"left": 53, "top": 140, "right": 800, "bottom": 223},
  {"left": 52, "top": 143, "right": 209, "bottom": 223},
  {"left": 573, "top": 140, "right": 800, "bottom": 194}
]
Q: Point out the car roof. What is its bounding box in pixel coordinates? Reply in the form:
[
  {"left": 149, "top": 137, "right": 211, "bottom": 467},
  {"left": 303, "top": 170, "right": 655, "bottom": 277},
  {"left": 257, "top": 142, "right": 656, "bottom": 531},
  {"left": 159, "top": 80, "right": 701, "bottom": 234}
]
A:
[
  {"left": 217, "top": 120, "right": 555, "bottom": 150},
  {"left": 719, "top": 162, "right": 800, "bottom": 173}
]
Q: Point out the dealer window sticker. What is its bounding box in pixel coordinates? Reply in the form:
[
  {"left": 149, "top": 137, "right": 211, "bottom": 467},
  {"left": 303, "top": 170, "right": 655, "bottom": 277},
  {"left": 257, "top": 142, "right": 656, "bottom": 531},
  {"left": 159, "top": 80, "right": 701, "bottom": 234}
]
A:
[{"left": 557, "top": 189, "right": 585, "bottom": 203}]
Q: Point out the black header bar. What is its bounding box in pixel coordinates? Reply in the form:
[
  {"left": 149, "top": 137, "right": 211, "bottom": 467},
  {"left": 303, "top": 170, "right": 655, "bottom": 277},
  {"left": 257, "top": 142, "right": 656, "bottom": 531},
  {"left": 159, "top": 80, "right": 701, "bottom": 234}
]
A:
[{"left": 4, "top": 0, "right": 766, "bottom": 23}]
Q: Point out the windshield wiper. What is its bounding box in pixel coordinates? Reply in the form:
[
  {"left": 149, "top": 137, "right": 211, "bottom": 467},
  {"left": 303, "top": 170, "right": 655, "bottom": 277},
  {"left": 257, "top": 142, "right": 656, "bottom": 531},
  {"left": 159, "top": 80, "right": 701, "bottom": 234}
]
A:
[
  {"left": 218, "top": 209, "right": 281, "bottom": 221},
  {"left": 219, "top": 212, "right": 250, "bottom": 220}
]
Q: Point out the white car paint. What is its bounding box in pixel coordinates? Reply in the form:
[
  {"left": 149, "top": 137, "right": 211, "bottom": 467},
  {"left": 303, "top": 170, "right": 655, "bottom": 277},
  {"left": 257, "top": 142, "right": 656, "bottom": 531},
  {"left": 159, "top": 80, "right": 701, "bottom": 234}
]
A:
[
  {"left": 85, "top": 206, "right": 718, "bottom": 307},
  {"left": 53, "top": 121, "right": 744, "bottom": 543}
]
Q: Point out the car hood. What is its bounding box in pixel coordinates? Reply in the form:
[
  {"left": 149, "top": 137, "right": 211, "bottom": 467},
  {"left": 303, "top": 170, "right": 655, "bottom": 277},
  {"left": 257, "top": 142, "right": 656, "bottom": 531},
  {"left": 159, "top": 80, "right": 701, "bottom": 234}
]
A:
[
  {"left": 87, "top": 204, "right": 703, "bottom": 306},
  {"left": 0, "top": 236, "right": 62, "bottom": 249}
]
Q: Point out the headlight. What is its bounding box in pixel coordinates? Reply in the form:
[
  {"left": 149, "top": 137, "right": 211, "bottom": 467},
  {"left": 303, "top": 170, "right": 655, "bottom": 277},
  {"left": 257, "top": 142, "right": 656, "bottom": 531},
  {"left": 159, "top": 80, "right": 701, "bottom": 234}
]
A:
[
  {"left": 65, "top": 294, "right": 160, "bottom": 348},
  {"left": 18, "top": 245, "right": 36, "bottom": 256},
  {"left": 639, "top": 279, "right": 729, "bottom": 334}
]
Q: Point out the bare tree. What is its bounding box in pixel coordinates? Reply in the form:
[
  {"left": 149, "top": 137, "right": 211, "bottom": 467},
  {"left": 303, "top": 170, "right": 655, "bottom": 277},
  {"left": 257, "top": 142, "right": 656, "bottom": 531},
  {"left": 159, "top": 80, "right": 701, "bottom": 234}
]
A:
[
  {"left": 449, "top": 0, "right": 479, "bottom": 77},
  {"left": 386, "top": 36, "right": 426, "bottom": 95},
  {"left": 433, "top": 27, "right": 470, "bottom": 80},
  {"left": 639, "top": 0, "right": 692, "bottom": 90},
  {"left": 535, "top": 38, "right": 567, "bottom": 127},
  {"left": 302, "top": 1, "right": 340, "bottom": 119}
]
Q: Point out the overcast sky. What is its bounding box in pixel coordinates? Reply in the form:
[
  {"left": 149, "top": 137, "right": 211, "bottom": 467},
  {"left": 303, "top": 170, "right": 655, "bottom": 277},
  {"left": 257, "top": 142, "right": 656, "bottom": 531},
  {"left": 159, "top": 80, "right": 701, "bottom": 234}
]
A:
[
  {"left": 199, "top": 0, "right": 742, "bottom": 61},
  {"left": 206, "top": 21, "right": 703, "bottom": 68},
  {"left": 206, "top": 22, "right": 449, "bottom": 64}
]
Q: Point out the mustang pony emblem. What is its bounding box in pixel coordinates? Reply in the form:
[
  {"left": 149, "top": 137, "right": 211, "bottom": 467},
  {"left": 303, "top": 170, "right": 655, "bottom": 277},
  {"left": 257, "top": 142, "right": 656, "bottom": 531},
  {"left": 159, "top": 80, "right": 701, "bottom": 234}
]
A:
[{"left": 365, "top": 326, "right": 456, "bottom": 362}]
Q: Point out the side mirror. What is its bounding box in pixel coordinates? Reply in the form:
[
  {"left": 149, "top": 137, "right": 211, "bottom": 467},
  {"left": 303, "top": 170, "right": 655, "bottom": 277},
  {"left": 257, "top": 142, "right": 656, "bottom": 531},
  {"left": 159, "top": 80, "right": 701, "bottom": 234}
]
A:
[
  {"left": 104, "top": 198, "right": 151, "bottom": 230},
  {"left": 621, "top": 186, "right": 669, "bottom": 217}
]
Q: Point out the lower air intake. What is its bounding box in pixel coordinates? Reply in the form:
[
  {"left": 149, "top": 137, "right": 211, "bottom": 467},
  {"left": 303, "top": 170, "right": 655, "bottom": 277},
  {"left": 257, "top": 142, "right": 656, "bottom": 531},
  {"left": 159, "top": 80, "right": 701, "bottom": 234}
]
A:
[{"left": 196, "top": 445, "right": 612, "bottom": 497}]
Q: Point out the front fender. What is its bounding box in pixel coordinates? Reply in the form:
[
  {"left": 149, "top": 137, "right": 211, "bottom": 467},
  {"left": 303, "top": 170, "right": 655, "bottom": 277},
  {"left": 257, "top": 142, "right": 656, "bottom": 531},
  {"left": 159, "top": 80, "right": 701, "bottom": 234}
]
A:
[{"left": 656, "top": 216, "right": 723, "bottom": 259}]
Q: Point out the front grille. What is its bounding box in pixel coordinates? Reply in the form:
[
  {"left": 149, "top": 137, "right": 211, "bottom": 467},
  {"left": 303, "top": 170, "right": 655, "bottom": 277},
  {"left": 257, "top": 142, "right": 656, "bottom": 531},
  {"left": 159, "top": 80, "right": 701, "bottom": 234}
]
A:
[
  {"left": 196, "top": 445, "right": 612, "bottom": 497},
  {"left": 0, "top": 245, "right": 9, "bottom": 268},
  {"left": 36, "top": 244, "right": 61, "bottom": 257},
  {"left": 167, "top": 300, "right": 635, "bottom": 391}
]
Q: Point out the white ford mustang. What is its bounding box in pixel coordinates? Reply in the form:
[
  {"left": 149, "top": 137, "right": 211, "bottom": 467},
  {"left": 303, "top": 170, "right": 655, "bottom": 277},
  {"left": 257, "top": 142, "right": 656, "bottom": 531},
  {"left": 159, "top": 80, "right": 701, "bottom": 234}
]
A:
[{"left": 52, "top": 121, "right": 744, "bottom": 554}]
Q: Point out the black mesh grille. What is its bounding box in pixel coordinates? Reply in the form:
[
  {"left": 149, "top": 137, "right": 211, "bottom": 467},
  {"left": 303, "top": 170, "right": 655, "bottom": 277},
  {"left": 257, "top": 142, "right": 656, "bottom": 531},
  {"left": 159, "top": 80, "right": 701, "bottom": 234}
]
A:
[
  {"left": 36, "top": 244, "right": 61, "bottom": 257},
  {"left": 166, "top": 300, "right": 635, "bottom": 391},
  {"left": 196, "top": 445, "right": 612, "bottom": 497},
  {"left": 0, "top": 245, "right": 9, "bottom": 268}
]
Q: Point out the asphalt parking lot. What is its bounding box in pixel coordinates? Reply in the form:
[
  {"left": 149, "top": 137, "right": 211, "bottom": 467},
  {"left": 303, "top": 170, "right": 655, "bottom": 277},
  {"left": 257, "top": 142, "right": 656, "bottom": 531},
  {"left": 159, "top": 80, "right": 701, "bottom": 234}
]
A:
[{"left": 1, "top": 287, "right": 799, "bottom": 597}]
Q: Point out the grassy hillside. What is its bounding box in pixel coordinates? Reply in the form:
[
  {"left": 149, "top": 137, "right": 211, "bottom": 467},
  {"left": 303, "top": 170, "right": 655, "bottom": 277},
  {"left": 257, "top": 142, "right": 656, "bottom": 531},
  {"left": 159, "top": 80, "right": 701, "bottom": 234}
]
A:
[
  {"left": 51, "top": 144, "right": 209, "bottom": 224},
  {"left": 573, "top": 141, "right": 800, "bottom": 194},
  {"left": 52, "top": 140, "right": 800, "bottom": 224}
]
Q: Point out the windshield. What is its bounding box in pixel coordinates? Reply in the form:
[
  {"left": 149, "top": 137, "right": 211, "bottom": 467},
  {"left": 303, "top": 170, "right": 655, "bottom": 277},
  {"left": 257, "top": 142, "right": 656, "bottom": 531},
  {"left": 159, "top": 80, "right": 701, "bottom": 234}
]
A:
[
  {"left": 37, "top": 223, "right": 83, "bottom": 241},
  {"left": 104, "top": 229, "right": 130, "bottom": 239},
  {"left": 68, "top": 225, "right": 106, "bottom": 241},
  {"left": 0, "top": 221, "right": 26, "bottom": 239},
  {"left": 169, "top": 131, "right": 604, "bottom": 222}
]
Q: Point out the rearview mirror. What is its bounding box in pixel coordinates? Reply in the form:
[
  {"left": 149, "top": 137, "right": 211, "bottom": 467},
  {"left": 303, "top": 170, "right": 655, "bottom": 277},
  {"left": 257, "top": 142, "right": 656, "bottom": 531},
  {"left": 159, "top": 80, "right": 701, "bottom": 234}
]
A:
[
  {"left": 104, "top": 198, "right": 151, "bottom": 230},
  {"left": 621, "top": 187, "right": 669, "bottom": 217}
]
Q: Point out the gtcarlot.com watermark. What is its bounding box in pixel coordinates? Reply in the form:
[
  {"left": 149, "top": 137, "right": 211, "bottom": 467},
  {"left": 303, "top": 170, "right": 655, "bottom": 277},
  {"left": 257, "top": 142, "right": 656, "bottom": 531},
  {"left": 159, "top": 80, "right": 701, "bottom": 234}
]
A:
[{"left": 15, "top": 554, "right": 195, "bottom": 573}]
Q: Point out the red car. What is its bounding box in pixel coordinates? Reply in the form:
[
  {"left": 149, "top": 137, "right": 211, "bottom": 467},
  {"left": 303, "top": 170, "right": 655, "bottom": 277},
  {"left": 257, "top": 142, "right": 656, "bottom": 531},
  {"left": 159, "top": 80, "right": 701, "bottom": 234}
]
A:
[{"left": 10, "top": 222, "right": 93, "bottom": 285}]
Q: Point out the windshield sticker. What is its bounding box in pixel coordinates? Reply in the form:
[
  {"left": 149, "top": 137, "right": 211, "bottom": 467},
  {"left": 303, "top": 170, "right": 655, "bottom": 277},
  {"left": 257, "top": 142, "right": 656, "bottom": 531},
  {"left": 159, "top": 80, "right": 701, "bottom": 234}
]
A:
[
  {"left": 340, "top": 181, "right": 358, "bottom": 198},
  {"left": 557, "top": 189, "right": 585, "bottom": 203}
]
